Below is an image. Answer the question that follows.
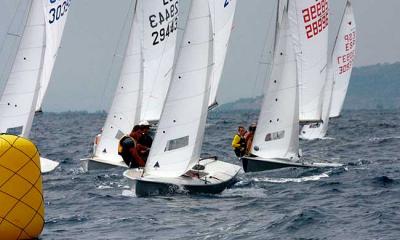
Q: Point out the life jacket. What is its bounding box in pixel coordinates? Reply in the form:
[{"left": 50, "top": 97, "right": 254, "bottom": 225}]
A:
[
  {"left": 234, "top": 134, "right": 246, "bottom": 149},
  {"left": 118, "top": 135, "right": 138, "bottom": 168}
]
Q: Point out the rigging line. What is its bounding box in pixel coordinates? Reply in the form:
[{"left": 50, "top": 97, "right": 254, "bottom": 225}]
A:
[
  {"left": 0, "top": 0, "right": 26, "bottom": 54},
  {"left": 251, "top": 0, "right": 278, "bottom": 101},
  {"left": 99, "top": 0, "right": 136, "bottom": 112},
  {"left": 0, "top": 0, "right": 30, "bottom": 95}
]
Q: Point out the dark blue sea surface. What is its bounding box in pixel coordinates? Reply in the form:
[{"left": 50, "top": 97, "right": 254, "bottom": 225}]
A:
[{"left": 30, "top": 109, "right": 400, "bottom": 239}]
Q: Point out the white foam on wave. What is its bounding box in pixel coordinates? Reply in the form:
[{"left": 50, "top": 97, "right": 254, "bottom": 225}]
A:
[
  {"left": 253, "top": 171, "right": 330, "bottom": 183},
  {"left": 97, "top": 185, "right": 113, "bottom": 189},
  {"left": 222, "top": 187, "right": 267, "bottom": 198},
  {"left": 368, "top": 136, "right": 400, "bottom": 142},
  {"left": 121, "top": 189, "right": 136, "bottom": 198},
  {"left": 321, "top": 136, "right": 335, "bottom": 140}
]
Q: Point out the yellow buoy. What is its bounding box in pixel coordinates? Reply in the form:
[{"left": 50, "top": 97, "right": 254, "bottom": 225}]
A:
[{"left": 0, "top": 134, "right": 44, "bottom": 240}]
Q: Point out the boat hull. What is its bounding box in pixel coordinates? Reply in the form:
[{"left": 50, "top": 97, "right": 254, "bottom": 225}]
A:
[
  {"left": 80, "top": 157, "right": 128, "bottom": 172},
  {"left": 241, "top": 156, "right": 342, "bottom": 173},
  {"left": 124, "top": 158, "right": 241, "bottom": 197}
]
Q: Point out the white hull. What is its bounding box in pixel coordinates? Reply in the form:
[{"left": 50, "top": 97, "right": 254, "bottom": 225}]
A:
[
  {"left": 40, "top": 157, "right": 59, "bottom": 173},
  {"left": 299, "top": 122, "right": 327, "bottom": 140},
  {"left": 241, "top": 156, "right": 342, "bottom": 173},
  {"left": 123, "top": 158, "right": 241, "bottom": 197},
  {"left": 80, "top": 157, "right": 128, "bottom": 172}
]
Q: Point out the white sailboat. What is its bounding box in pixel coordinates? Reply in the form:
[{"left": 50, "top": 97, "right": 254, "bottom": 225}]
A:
[
  {"left": 207, "top": 0, "right": 236, "bottom": 109},
  {"left": 81, "top": 0, "right": 179, "bottom": 171},
  {"left": 241, "top": 1, "right": 341, "bottom": 172},
  {"left": 300, "top": 0, "right": 356, "bottom": 139},
  {"left": 123, "top": 0, "right": 241, "bottom": 196},
  {"left": 0, "top": 0, "right": 70, "bottom": 173}
]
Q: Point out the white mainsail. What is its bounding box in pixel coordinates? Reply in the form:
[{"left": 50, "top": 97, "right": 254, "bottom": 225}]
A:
[
  {"left": 289, "top": 0, "right": 329, "bottom": 122},
  {"left": 94, "top": 0, "right": 178, "bottom": 164},
  {"left": 0, "top": 0, "right": 45, "bottom": 137},
  {"left": 144, "top": 0, "right": 213, "bottom": 178},
  {"left": 329, "top": 0, "right": 356, "bottom": 118},
  {"left": 208, "top": 0, "right": 236, "bottom": 107},
  {"left": 250, "top": 3, "right": 299, "bottom": 161},
  {"left": 300, "top": 1, "right": 356, "bottom": 139},
  {"left": 35, "top": 0, "right": 71, "bottom": 111},
  {"left": 140, "top": 0, "right": 179, "bottom": 122}
]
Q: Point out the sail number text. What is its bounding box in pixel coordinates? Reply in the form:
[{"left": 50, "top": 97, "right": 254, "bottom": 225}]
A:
[
  {"left": 48, "top": 0, "right": 71, "bottom": 24},
  {"left": 302, "top": 0, "right": 328, "bottom": 39},
  {"left": 149, "top": 0, "right": 179, "bottom": 46},
  {"left": 337, "top": 31, "right": 356, "bottom": 74}
]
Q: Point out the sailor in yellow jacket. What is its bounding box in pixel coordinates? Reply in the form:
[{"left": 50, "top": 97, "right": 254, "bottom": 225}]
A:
[{"left": 232, "top": 126, "right": 247, "bottom": 157}]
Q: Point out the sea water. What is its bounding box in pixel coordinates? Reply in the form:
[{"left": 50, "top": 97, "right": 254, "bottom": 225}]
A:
[{"left": 31, "top": 109, "right": 400, "bottom": 239}]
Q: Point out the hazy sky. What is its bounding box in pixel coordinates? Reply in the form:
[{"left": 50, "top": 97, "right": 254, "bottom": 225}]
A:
[{"left": 0, "top": 0, "right": 399, "bottom": 112}]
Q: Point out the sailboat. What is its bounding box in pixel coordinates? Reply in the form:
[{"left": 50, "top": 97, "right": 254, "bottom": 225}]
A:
[
  {"left": 81, "top": 0, "right": 179, "bottom": 171},
  {"left": 123, "top": 0, "right": 241, "bottom": 197},
  {"left": 300, "top": 0, "right": 356, "bottom": 139},
  {"left": 241, "top": 1, "right": 341, "bottom": 172},
  {"left": 82, "top": 0, "right": 238, "bottom": 171},
  {"left": 0, "top": 0, "right": 70, "bottom": 173}
]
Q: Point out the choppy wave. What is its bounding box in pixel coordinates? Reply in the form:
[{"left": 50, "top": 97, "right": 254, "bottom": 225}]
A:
[
  {"left": 30, "top": 109, "right": 400, "bottom": 239},
  {"left": 252, "top": 171, "right": 330, "bottom": 183}
]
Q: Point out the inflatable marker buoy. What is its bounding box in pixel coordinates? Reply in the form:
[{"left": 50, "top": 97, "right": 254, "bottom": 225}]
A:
[{"left": 0, "top": 134, "right": 44, "bottom": 239}]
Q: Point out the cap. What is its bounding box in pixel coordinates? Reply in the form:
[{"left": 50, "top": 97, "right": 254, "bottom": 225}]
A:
[{"left": 139, "top": 120, "right": 150, "bottom": 126}]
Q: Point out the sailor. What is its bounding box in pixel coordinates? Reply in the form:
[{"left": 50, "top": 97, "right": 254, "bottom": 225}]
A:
[
  {"left": 231, "top": 126, "right": 247, "bottom": 157},
  {"left": 92, "top": 128, "right": 103, "bottom": 154},
  {"left": 245, "top": 123, "right": 257, "bottom": 155},
  {"left": 138, "top": 120, "right": 153, "bottom": 161},
  {"left": 118, "top": 125, "right": 146, "bottom": 168}
]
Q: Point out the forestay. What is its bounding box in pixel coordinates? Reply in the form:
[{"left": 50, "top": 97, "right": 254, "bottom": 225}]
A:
[
  {"left": 144, "top": 0, "right": 213, "bottom": 178},
  {"left": 208, "top": 0, "right": 236, "bottom": 107},
  {"left": 289, "top": 0, "right": 329, "bottom": 121},
  {"left": 35, "top": 0, "right": 71, "bottom": 111},
  {"left": 94, "top": 1, "right": 144, "bottom": 163},
  {"left": 140, "top": 0, "right": 179, "bottom": 122},
  {"left": 0, "top": 0, "right": 45, "bottom": 137},
  {"left": 250, "top": 4, "right": 299, "bottom": 161},
  {"left": 329, "top": 1, "right": 356, "bottom": 118}
]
